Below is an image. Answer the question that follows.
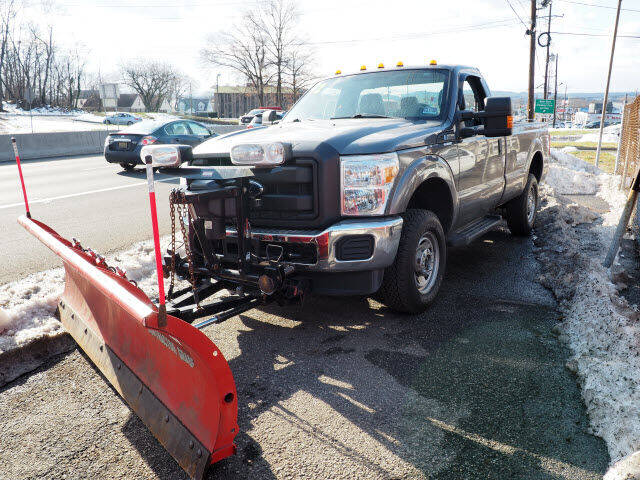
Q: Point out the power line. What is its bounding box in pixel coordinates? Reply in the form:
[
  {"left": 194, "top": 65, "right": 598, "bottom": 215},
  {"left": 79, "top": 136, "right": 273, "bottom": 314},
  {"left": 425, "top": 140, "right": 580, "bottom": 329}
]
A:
[
  {"left": 555, "top": 0, "right": 640, "bottom": 13},
  {"left": 551, "top": 31, "right": 640, "bottom": 38},
  {"left": 305, "top": 18, "right": 521, "bottom": 45},
  {"left": 505, "top": 0, "right": 528, "bottom": 28}
]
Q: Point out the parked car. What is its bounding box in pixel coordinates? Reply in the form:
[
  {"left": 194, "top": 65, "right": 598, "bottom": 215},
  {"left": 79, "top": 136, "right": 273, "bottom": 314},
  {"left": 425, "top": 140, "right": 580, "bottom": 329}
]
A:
[
  {"left": 246, "top": 109, "right": 285, "bottom": 129},
  {"left": 103, "top": 112, "right": 142, "bottom": 125},
  {"left": 238, "top": 106, "right": 283, "bottom": 125},
  {"left": 104, "top": 119, "right": 216, "bottom": 171}
]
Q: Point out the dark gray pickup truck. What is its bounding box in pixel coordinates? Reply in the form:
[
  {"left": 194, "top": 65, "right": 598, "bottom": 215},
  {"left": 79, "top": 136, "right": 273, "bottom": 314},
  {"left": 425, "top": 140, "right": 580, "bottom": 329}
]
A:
[{"left": 157, "top": 64, "right": 549, "bottom": 314}]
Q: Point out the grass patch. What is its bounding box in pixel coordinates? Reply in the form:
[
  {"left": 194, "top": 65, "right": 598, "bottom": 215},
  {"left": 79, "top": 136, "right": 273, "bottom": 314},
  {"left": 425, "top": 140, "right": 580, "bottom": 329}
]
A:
[
  {"left": 570, "top": 149, "right": 616, "bottom": 174},
  {"left": 551, "top": 141, "right": 618, "bottom": 149},
  {"left": 550, "top": 129, "right": 591, "bottom": 137}
]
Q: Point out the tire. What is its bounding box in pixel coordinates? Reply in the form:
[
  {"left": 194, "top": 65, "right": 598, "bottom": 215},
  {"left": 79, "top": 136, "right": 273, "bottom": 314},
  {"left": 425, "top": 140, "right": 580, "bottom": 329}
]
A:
[
  {"left": 376, "top": 209, "right": 447, "bottom": 313},
  {"left": 127, "top": 121, "right": 133, "bottom": 125},
  {"left": 120, "top": 163, "right": 135, "bottom": 171},
  {"left": 505, "top": 173, "right": 538, "bottom": 236},
  {"left": 105, "top": 120, "right": 111, "bottom": 125}
]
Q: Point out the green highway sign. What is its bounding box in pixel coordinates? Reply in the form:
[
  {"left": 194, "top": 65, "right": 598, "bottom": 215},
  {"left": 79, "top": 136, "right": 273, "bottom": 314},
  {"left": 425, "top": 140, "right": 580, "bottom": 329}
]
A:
[{"left": 535, "top": 99, "right": 555, "bottom": 114}]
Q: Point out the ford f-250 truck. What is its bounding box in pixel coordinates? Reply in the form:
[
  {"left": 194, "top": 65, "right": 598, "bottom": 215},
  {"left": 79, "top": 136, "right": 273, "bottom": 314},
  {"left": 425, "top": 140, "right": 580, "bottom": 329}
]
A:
[{"left": 159, "top": 63, "right": 549, "bottom": 314}]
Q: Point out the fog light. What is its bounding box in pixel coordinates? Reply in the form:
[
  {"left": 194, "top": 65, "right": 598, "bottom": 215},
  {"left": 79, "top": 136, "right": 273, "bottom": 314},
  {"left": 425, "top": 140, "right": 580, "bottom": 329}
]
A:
[{"left": 258, "top": 274, "right": 276, "bottom": 295}]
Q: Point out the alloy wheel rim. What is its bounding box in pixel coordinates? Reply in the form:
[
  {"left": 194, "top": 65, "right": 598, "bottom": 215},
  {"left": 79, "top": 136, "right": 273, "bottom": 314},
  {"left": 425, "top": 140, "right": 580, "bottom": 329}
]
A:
[
  {"left": 526, "top": 184, "right": 536, "bottom": 224},
  {"left": 414, "top": 232, "right": 440, "bottom": 294}
]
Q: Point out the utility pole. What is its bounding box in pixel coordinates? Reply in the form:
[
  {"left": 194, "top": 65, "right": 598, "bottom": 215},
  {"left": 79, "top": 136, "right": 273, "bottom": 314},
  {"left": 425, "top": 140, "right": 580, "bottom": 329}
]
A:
[
  {"left": 543, "top": 0, "right": 552, "bottom": 99},
  {"left": 527, "top": 0, "right": 537, "bottom": 122},
  {"left": 596, "top": 0, "right": 622, "bottom": 168},
  {"left": 553, "top": 54, "right": 559, "bottom": 127}
]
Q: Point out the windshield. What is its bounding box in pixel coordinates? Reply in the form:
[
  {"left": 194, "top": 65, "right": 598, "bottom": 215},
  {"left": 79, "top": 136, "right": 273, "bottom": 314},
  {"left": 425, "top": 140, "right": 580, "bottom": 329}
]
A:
[{"left": 284, "top": 69, "right": 449, "bottom": 122}]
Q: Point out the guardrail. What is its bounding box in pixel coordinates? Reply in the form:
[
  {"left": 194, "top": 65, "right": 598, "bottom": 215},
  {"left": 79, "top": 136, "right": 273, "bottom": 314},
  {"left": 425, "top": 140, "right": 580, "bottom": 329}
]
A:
[
  {"left": 0, "top": 131, "right": 110, "bottom": 162},
  {"left": 0, "top": 125, "right": 245, "bottom": 163}
]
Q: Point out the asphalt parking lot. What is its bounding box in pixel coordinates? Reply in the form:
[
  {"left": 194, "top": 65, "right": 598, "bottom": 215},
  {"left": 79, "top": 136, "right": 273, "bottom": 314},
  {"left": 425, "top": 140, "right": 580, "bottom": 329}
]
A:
[{"left": 0, "top": 225, "right": 609, "bottom": 479}]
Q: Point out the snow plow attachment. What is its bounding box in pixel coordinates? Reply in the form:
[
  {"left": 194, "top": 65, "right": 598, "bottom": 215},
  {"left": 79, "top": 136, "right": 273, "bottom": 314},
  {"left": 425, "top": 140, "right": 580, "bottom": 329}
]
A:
[{"left": 18, "top": 215, "right": 238, "bottom": 479}]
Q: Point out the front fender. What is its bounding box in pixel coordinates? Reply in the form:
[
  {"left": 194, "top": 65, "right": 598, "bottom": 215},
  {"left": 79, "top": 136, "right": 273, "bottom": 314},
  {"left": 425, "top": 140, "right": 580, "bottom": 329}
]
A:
[{"left": 387, "top": 151, "right": 459, "bottom": 221}]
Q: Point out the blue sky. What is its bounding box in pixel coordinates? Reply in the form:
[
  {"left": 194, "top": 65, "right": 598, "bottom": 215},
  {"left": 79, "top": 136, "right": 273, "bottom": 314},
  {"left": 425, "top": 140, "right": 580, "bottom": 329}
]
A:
[{"left": 29, "top": 0, "right": 640, "bottom": 94}]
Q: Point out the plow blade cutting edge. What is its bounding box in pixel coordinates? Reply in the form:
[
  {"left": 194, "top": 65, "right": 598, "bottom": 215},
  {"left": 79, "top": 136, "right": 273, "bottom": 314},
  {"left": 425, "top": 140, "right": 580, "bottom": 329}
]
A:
[{"left": 19, "top": 216, "right": 238, "bottom": 479}]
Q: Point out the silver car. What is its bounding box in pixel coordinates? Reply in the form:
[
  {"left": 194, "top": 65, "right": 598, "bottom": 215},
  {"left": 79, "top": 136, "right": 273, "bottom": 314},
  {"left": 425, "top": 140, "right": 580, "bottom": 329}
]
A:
[{"left": 103, "top": 112, "right": 142, "bottom": 126}]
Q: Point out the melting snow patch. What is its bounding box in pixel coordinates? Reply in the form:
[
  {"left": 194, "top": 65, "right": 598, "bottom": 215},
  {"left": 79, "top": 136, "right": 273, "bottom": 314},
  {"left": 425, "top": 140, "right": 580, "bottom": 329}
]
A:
[
  {"left": 537, "top": 148, "right": 640, "bottom": 467},
  {"left": 0, "top": 236, "right": 170, "bottom": 355}
]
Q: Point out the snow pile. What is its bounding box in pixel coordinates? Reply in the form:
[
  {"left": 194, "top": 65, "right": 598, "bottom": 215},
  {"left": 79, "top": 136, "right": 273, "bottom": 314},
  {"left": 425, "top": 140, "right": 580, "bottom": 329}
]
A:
[
  {"left": 546, "top": 147, "right": 601, "bottom": 195},
  {"left": 0, "top": 236, "right": 171, "bottom": 355},
  {"left": 1, "top": 102, "right": 83, "bottom": 116},
  {"left": 536, "top": 149, "right": 639, "bottom": 465},
  {"left": 579, "top": 132, "right": 620, "bottom": 143},
  {"left": 0, "top": 268, "right": 65, "bottom": 353}
]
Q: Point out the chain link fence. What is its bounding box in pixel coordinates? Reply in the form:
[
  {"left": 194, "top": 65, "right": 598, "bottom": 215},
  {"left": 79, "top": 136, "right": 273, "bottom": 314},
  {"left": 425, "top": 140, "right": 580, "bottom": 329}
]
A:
[
  {"left": 615, "top": 95, "right": 640, "bottom": 188},
  {"left": 613, "top": 96, "right": 640, "bottom": 245}
]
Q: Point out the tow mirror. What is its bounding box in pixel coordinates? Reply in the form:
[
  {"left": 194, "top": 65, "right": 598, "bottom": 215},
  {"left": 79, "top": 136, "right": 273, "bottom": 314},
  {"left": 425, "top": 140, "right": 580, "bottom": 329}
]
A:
[{"left": 477, "top": 97, "right": 513, "bottom": 137}]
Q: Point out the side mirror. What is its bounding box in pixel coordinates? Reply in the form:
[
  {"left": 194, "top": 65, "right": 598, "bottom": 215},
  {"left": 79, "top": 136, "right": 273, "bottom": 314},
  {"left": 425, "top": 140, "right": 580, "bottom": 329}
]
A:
[{"left": 476, "top": 97, "right": 513, "bottom": 137}]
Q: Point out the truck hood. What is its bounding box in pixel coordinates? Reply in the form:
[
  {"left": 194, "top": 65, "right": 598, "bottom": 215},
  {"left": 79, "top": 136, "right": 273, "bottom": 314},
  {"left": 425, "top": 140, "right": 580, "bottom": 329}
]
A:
[{"left": 193, "top": 118, "right": 444, "bottom": 157}]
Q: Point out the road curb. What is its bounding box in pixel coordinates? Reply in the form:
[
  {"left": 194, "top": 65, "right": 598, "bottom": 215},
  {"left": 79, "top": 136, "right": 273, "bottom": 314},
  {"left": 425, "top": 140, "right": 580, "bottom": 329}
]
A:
[{"left": 0, "top": 333, "right": 76, "bottom": 388}]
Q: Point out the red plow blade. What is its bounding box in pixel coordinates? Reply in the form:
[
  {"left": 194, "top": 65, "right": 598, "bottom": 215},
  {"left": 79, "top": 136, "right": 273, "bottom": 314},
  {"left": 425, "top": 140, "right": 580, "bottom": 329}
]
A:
[{"left": 19, "top": 216, "right": 238, "bottom": 479}]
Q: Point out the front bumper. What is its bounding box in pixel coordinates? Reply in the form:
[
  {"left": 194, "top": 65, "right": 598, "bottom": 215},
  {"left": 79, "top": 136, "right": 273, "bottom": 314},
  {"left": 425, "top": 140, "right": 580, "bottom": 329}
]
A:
[{"left": 228, "top": 216, "right": 403, "bottom": 272}]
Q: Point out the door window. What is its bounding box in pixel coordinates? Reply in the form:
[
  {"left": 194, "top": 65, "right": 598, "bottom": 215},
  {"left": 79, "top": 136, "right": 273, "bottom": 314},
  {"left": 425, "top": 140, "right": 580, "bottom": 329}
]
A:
[
  {"left": 188, "top": 122, "right": 210, "bottom": 135},
  {"left": 165, "top": 122, "right": 190, "bottom": 135}
]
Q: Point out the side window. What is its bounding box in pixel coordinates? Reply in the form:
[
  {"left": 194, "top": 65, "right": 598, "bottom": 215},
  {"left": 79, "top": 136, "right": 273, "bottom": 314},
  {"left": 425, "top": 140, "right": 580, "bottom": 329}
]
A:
[
  {"left": 165, "top": 122, "right": 190, "bottom": 135},
  {"left": 188, "top": 122, "right": 210, "bottom": 135},
  {"left": 462, "top": 78, "right": 485, "bottom": 112}
]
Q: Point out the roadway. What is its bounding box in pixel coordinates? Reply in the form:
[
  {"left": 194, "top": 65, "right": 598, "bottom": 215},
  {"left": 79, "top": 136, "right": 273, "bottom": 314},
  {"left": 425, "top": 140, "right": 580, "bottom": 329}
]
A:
[{"left": 0, "top": 154, "right": 178, "bottom": 284}]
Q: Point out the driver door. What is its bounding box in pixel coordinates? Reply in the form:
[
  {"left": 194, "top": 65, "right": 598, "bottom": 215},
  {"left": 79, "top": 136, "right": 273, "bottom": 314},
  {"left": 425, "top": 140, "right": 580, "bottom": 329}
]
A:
[{"left": 456, "top": 76, "right": 490, "bottom": 226}]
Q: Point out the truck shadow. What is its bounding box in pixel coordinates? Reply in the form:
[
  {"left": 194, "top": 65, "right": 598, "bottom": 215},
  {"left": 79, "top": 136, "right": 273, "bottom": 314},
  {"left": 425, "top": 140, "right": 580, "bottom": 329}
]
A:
[{"left": 209, "top": 229, "right": 608, "bottom": 479}]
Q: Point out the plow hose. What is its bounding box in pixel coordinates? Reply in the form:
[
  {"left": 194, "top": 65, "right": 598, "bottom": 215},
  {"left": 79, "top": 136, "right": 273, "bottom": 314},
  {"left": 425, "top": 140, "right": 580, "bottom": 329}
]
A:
[{"left": 18, "top": 216, "right": 238, "bottom": 479}]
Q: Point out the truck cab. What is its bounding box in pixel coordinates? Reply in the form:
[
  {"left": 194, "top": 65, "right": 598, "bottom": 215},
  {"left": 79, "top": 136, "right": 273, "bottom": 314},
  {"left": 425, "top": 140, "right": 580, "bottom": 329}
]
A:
[{"left": 179, "top": 63, "right": 548, "bottom": 312}]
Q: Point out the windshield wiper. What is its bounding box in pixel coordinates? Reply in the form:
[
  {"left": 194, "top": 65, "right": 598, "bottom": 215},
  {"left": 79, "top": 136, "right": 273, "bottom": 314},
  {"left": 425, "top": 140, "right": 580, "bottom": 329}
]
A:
[{"left": 330, "top": 114, "right": 390, "bottom": 119}]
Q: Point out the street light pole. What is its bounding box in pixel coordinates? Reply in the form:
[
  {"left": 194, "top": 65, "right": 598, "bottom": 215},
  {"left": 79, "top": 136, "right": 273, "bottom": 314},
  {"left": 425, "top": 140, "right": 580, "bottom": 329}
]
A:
[
  {"left": 527, "top": 0, "right": 537, "bottom": 122},
  {"left": 596, "top": 0, "right": 622, "bottom": 168},
  {"left": 553, "top": 55, "right": 559, "bottom": 127}
]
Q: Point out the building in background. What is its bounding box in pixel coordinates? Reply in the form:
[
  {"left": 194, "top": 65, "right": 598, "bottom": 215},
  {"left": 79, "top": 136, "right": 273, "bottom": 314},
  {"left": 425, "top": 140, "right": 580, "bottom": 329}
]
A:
[
  {"left": 117, "top": 93, "right": 145, "bottom": 112},
  {"left": 177, "top": 97, "right": 214, "bottom": 116},
  {"left": 76, "top": 89, "right": 101, "bottom": 110},
  {"left": 211, "top": 86, "right": 296, "bottom": 118}
]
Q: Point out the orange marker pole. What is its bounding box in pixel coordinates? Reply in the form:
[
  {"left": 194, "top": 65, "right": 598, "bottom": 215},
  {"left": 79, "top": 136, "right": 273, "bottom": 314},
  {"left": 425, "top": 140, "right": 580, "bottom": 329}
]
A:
[
  {"left": 145, "top": 155, "right": 167, "bottom": 327},
  {"left": 11, "top": 137, "right": 31, "bottom": 218}
]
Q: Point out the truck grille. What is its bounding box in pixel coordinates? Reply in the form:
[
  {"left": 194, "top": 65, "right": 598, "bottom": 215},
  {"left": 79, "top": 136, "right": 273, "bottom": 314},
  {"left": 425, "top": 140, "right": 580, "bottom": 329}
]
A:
[{"left": 250, "top": 158, "right": 317, "bottom": 223}]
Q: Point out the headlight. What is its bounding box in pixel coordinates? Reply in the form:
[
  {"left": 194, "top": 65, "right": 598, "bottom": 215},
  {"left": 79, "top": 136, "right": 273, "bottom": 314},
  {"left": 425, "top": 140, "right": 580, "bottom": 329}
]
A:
[
  {"left": 140, "top": 145, "right": 182, "bottom": 168},
  {"left": 340, "top": 152, "right": 399, "bottom": 216},
  {"left": 230, "top": 142, "right": 285, "bottom": 167}
]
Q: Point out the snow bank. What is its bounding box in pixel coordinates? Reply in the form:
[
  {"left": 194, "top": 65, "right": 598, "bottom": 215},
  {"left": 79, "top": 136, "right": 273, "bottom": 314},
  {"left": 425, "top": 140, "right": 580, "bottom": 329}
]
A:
[
  {"left": 546, "top": 148, "right": 601, "bottom": 195},
  {"left": 536, "top": 149, "right": 638, "bottom": 466},
  {"left": 0, "top": 236, "right": 171, "bottom": 355},
  {"left": 1, "top": 102, "right": 83, "bottom": 116}
]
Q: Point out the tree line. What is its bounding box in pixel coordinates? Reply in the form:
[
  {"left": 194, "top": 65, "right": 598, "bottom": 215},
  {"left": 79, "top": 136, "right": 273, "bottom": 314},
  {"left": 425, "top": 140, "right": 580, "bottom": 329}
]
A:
[
  {"left": 0, "top": 1, "right": 88, "bottom": 110},
  {"left": 202, "top": 0, "right": 315, "bottom": 106},
  {"left": 0, "top": 0, "right": 314, "bottom": 114}
]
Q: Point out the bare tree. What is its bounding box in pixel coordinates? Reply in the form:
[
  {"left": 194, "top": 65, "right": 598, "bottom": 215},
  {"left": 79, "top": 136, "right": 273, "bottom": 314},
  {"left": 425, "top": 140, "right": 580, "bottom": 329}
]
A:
[
  {"left": 286, "top": 45, "right": 315, "bottom": 102},
  {"left": 202, "top": 11, "right": 271, "bottom": 105},
  {"left": 121, "top": 60, "right": 181, "bottom": 111},
  {"left": 167, "top": 73, "right": 192, "bottom": 112},
  {"left": 260, "top": 0, "right": 298, "bottom": 106},
  {"left": 0, "top": 0, "right": 18, "bottom": 111}
]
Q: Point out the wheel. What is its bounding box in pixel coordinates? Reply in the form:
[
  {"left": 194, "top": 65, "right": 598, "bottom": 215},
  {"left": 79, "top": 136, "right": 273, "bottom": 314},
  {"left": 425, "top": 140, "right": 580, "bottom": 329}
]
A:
[
  {"left": 120, "top": 163, "right": 135, "bottom": 171},
  {"left": 505, "top": 173, "right": 538, "bottom": 236},
  {"left": 127, "top": 121, "right": 133, "bottom": 125},
  {"left": 105, "top": 120, "right": 111, "bottom": 125},
  {"left": 376, "top": 209, "right": 447, "bottom": 313}
]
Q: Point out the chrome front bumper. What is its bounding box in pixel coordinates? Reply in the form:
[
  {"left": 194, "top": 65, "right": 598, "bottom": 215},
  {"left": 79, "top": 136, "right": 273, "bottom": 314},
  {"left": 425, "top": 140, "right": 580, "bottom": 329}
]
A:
[{"left": 228, "top": 217, "right": 403, "bottom": 272}]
